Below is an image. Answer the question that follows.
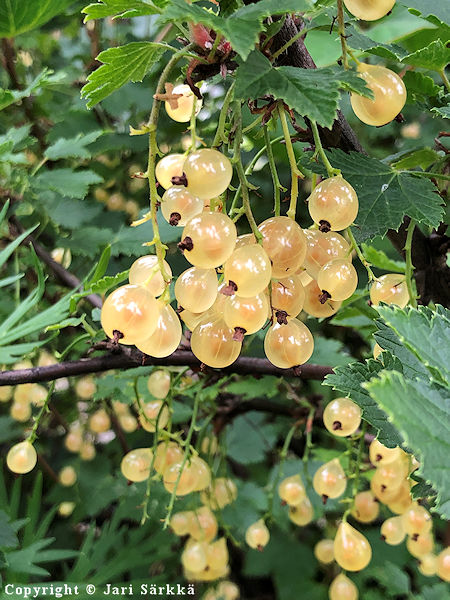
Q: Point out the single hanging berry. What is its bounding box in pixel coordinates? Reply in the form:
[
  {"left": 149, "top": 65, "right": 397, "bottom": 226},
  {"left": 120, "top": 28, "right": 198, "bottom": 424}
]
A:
[
  {"left": 314, "top": 538, "right": 335, "bottom": 564},
  {"left": 179, "top": 212, "right": 237, "bottom": 269},
  {"left": 190, "top": 317, "right": 242, "bottom": 368},
  {"left": 264, "top": 318, "right": 314, "bottom": 369},
  {"left": 258, "top": 216, "right": 306, "bottom": 277},
  {"left": 307, "top": 176, "right": 359, "bottom": 232},
  {"left": 334, "top": 521, "right": 372, "bottom": 571},
  {"left": 317, "top": 259, "right": 358, "bottom": 302},
  {"left": 147, "top": 370, "right": 171, "bottom": 399},
  {"left": 351, "top": 64, "right": 406, "bottom": 127},
  {"left": 89, "top": 408, "right": 111, "bottom": 434},
  {"left": 303, "top": 229, "right": 351, "bottom": 279},
  {"left": 175, "top": 267, "right": 218, "bottom": 313},
  {"left": 369, "top": 438, "right": 404, "bottom": 466},
  {"left": 223, "top": 293, "right": 269, "bottom": 340},
  {"left": 138, "top": 399, "right": 170, "bottom": 432},
  {"left": 183, "top": 148, "right": 232, "bottom": 200},
  {"left": 271, "top": 275, "right": 305, "bottom": 320},
  {"left": 329, "top": 573, "right": 359, "bottom": 600},
  {"left": 288, "top": 496, "right": 314, "bottom": 526},
  {"left": 129, "top": 255, "right": 172, "bottom": 297},
  {"left": 323, "top": 397, "right": 361, "bottom": 437},
  {"left": 181, "top": 539, "right": 208, "bottom": 573},
  {"left": 165, "top": 83, "right": 202, "bottom": 123},
  {"left": 351, "top": 490, "right": 379, "bottom": 523},
  {"left": 245, "top": 519, "right": 270, "bottom": 550},
  {"left": 161, "top": 187, "right": 203, "bottom": 226},
  {"left": 101, "top": 284, "right": 160, "bottom": 344},
  {"left": 380, "top": 516, "right": 405, "bottom": 545},
  {"left": 223, "top": 245, "right": 272, "bottom": 297},
  {"left": 7, "top": 441, "right": 37, "bottom": 474},
  {"left": 120, "top": 448, "right": 153, "bottom": 482},
  {"left": 369, "top": 273, "right": 409, "bottom": 307},
  {"left": 303, "top": 279, "right": 342, "bottom": 318},
  {"left": 155, "top": 153, "right": 185, "bottom": 189},
  {"left": 313, "top": 458, "right": 347, "bottom": 502},
  {"left": 343, "top": 0, "right": 395, "bottom": 21},
  {"left": 136, "top": 302, "right": 182, "bottom": 358},
  {"left": 278, "top": 474, "right": 306, "bottom": 506}
]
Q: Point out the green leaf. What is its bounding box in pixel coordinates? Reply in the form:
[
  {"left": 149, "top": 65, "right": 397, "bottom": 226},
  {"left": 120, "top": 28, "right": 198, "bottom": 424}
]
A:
[
  {"left": 34, "top": 169, "right": 103, "bottom": 199},
  {"left": 81, "top": 42, "right": 169, "bottom": 108},
  {"left": 390, "top": 148, "right": 441, "bottom": 171},
  {"left": 0, "top": 0, "right": 74, "bottom": 38},
  {"left": 402, "top": 0, "right": 450, "bottom": 28},
  {"left": 346, "top": 26, "right": 407, "bottom": 61},
  {"left": 90, "top": 270, "right": 129, "bottom": 294},
  {"left": 366, "top": 562, "right": 410, "bottom": 596},
  {"left": 403, "top": 71, "right": 441, "bottom": 102},
  {"left": 60, "top": 227, "right": 114, "bottom": 258},
  {"left": 375, "top": 305, "right": 450, "bottom": 387},
  {"left": 225, "top": 376, "right": 280, "bottom": 400},
  {"left": 310, "top": 336, "right": 352, "bottom": 367},
  {"left": 0, "top": 69, "right": 64, "bottom": 111},
  {"left": 324, "top": 360, "right": 403, "bottom": 447},
  {"left": 310, "top": 150, "right": 444, "bottom": 243},
  {"left": 225, "top": 412, "right": 279, "bottom": 464},
  {"left": 89, "top": 245, "right": 111, "bottom": 284},
  {"left": 38, "top": 193, "right": 103, "bottom": 227},
  {"left": 162, "top": 0, "right": 312, "bottom": 60},
  {"left": 82, "top": 0, "right": 167, "bottom": 21},
  {"left": 0, "top": 511, "right": 18, "bottom": 549},
  {"left": 403, "top": 40, "right": 450, "bottom": 72},
  {"left": 361, "top": 244, "right": 405, "bottom": 273},
  {"left": 365, "top": 372, "right": 450, "bottom": 518},
  {"left": 418, "top": 584, "right": 450, "bottom": 600},
  {"left": 431, "top": 105, "right": 450, "bottom": 119},
  {"left": 235, "top": 52, "right": 371, "bottom": 128},
  {"left": 44, "top": 131, "right": 103, "bottom": 160}
]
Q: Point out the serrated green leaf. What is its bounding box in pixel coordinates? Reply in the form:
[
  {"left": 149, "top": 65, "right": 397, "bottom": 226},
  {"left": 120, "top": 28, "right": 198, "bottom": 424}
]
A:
[
  {"left": 82, "top": 0, "right": 167, "bottom": 22},
  {"left": 366, "top": 562, "right": 410, "bottom": 596},
  {"left": 0, "top": 511, "right": 18, "bottom": 549},
  {"left": 225, "top": 412, "right": 278, "bottom": 464},
  {"left": 310, "top": 336, "right": 352, "bottom": 367},
  {"left": 311, "top": 150, "right": 444, "bottom": 243},
  {"left": 39, "top": 193, "right": 103, "bottom": 227},
  {"left": 390, "top": 148, "right": 441, "bottom": 171},
  {"left": 162, "top": 0, "right": 312, "bottom": 60},
  {"left": 361, "top": 244, "right": 405, "bottom": 273},
  {"left": 324, "top": 361, "right": 403, "bottom": 447},
  {"left": 346, "top": 26, "right": 407, "bottom": 61},
  {"left": 376, "top": 305, "right": 450, "bottom": 387},
  {"left": 81, "top": 42, "right": 169, "bottom": 108},
  {"left": 431, "top": 105, "right": 450, "bottom": 119},
  {"left": 45, "top": 131, "right": 103, "bottom": 160},
  {"left": 403, "top": 40, "right": 450, "bottom": 72},
  {"left": 60, "top": 227, "right": 114, "bottom": 258},
  {"left": 403, "top": 71, "right": 442, "bottom": 102},
  {"left": 34, "top": 169, "right": 103, "bottom": 199},
  {"left": 225, "top": 376, "right": 279, "bottom": 399},
  {"left": 402, "top": 0, "right": 450, "bottom": 28},
  {"left": 365, "top": 371, "right": 450, "bottom": 519},
  {"left": 0, "top": 0, "right": 74, "bottom": 38},
  {"left": 235, "top": 52, "right": 371, "bottom": 128},
  {"left": 0, "top": 69, "right": 63, "bottom": 111},
  {"left": 90, "top": 270, "right": 129, "bottom": 294},
  {"left": 418, "top": 584, "right": 450, "bottom": 600}
]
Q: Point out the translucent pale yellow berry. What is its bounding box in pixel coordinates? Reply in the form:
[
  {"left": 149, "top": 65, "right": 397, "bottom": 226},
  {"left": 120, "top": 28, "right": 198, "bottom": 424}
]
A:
[
  {"left": 329, "top": 573, "right": 358, "bottom": 600},
  {"left": 308, "top": 177, "right": 359, "bottom": 231},
  {"left": 165, "top": 84, "right": 202, "bottom": 123},
  {"left": 163, "top": 461, "right": 199, "bottom": 496},
  {"left": 59, "top": 465, "right": 77, "bottom": 487},
  {"left": 147, "top": 370, "right": 171, "bottom": 399},
  {"left": 271, "top": 275, "right": 305, "bottom": 318},
  {"left": 89, "top": 408, "right": 111, "bottom": 434},
  {"left": 184, "top": 149, "right": 232, "bottom": 200},
  {"left": 369, "top": 274, "right": 409, "bottom": 308},
  {"left": 288, "top": 496, "right": 314, "bottom": 526},
  {"left": 303, "top": 279, "right": 342, "bottom": 318},
  {"left": 120, "top": 448, "right": 153, "bottom": 482},
  {"left": 258, "top": 216, "right": 306, "bottom": 277},
  {"left": 129, "top": 255, "right": 172, "bottom": 298},
  {"left": 58, "top": 502, "right": 76, "bottom": 517},
  {"left": 154, "top": 441, "right": 183, "bottom": 474},
  {"left": 175, "top": 267, "right": 218, "bottom": 313},
  {"left": 418, "top": 553, "right": 438, "bottom": 577},
  {"left": 278, "top": 474, "right": 306, "bottom": 506},
  {"left": 245, "top": 519, "right": 270, "bottom": 550},
  {"left": 181, "top": 539, "right": 208, "bottom": 573},
  {"left": 369, "top": 439, "right": 403, "bottom": 466},
  {"left": 334, "top": 522, "right": 372, "bottom": 571},
  {"left": 437, "top": 547, "right": 450, "bottom": 582},
  {"left": 343, "top": 0, "right": 395, "bottom": 21},
  {"left": 170, "top": 511, "right": 192, "bottom": 536},
  {"left": 407, "top": 533, "right": 434, "bottom": 558},
  {"left": 402, "top": 503, "right": 432, "bottom": 536},
  {"left": 351, "top": 491, "right": 379, "bottom": 523},
  {"left": 224, "top": 293, "right": 269, "bottom": 336},
  {"left": 75, "top": 376, "right": 97, "bottom": 399},
  {"left": 101, "top": 284, "right": 160, "bottom": 344},
  {"left": 264, "top": 319, "right": 314, "bottom": 369},
  {"left": 381, "top": 516, "right": 405, "bottom": 545},
  {"left": 155, "top": 153, "right": 185, "bottom": 190},
  {"left": 189, "top": 506, "right": 218, "bottom": 542},
  {"left": 223, "top": 245, "right": 272, "bottom": 297},
  {"left": 161, "top": 186, "right": 203, "bottom": 226},
  {"left": 314, "top": 538, "right": 334, "bottom": 564},
  {"left": 191, "top": 317, "right": 242, "bottom": 368},
  {"left": 313, "top": 458, "right": 347, "bottom": 501},
  {"left": 318, "top": 259, "right": 358, "bottom": 301},
  {"left": 139, "top": 400, "right": 170, "bottom": 432},
  {"left": 200, "top": 478, "right": 237, "bottom": 510},
  {"left": 303, "top": 229, "right": 350, "bottom": 280},
  {"left": 181, "top": 212, "right": 237, "bottom": 268},
  {"left": 323, "top": 397, "right": 361, "bottom": 437},
  {"left": 136, "top": 303, "right": 182, "bottom": 358},
  {"left": 351, "top": 63, "right": 406, "bottom": 127},
  {"left": 7, "top": 441, "right": 37, "bottom": 474}
]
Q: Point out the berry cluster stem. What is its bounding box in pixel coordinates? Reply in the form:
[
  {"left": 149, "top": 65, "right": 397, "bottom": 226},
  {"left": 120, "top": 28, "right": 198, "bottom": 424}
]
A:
[
  {"left": 337, "top": 0, "right": 349, "bottom": 70},
  {"left": 233, "top": 102, "right": 263, "bottom": 242},
  {"left": 29, "top": 382, "right": 55, "bottom": 444},
  {"left": 277, "top": 103, "right": 305, "bottom": 219},
  {"left": 302, "top": 406, "right": 315, "bottom": 485},
  {"left": 212, "top": 82, "right": 235, "bottom": 148},
  {"left": 310, "top": 120, "right": 341, "bottom": 178},
  {"left": 263, "top": 125, "right": 285, "bottom": 217},
  {"left": 343, "top": 420, "right": 367, "bottom": 520},
  {"left": 404, "top": 218, "right": 418, "bottom": 308},
  {"left": 143, "top": 44, "right": 195, "bottom": 289},
  {"left": 346, "top": 226, "right": 377, "bottom": 282},
  {"left": 163, "top": 392, "right": 201, "bottom": 529}
]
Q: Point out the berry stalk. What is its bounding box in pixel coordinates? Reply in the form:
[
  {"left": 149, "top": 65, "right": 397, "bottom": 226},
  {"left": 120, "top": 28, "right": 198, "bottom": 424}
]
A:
[
  {"left": 310, "top": 120, "right": 341, "bottom": 178},
  {"left": 277, "top": 103, "right": 305, "bottom": 220},
  {"left": 346, "top": 226, "right": 377, "bottom": 282},
  {"left": 263, "top": 125, "right": 285, "bottom": 217},
  {"left": 404, "top": 218, "right": 418, "bottom": 308}
]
